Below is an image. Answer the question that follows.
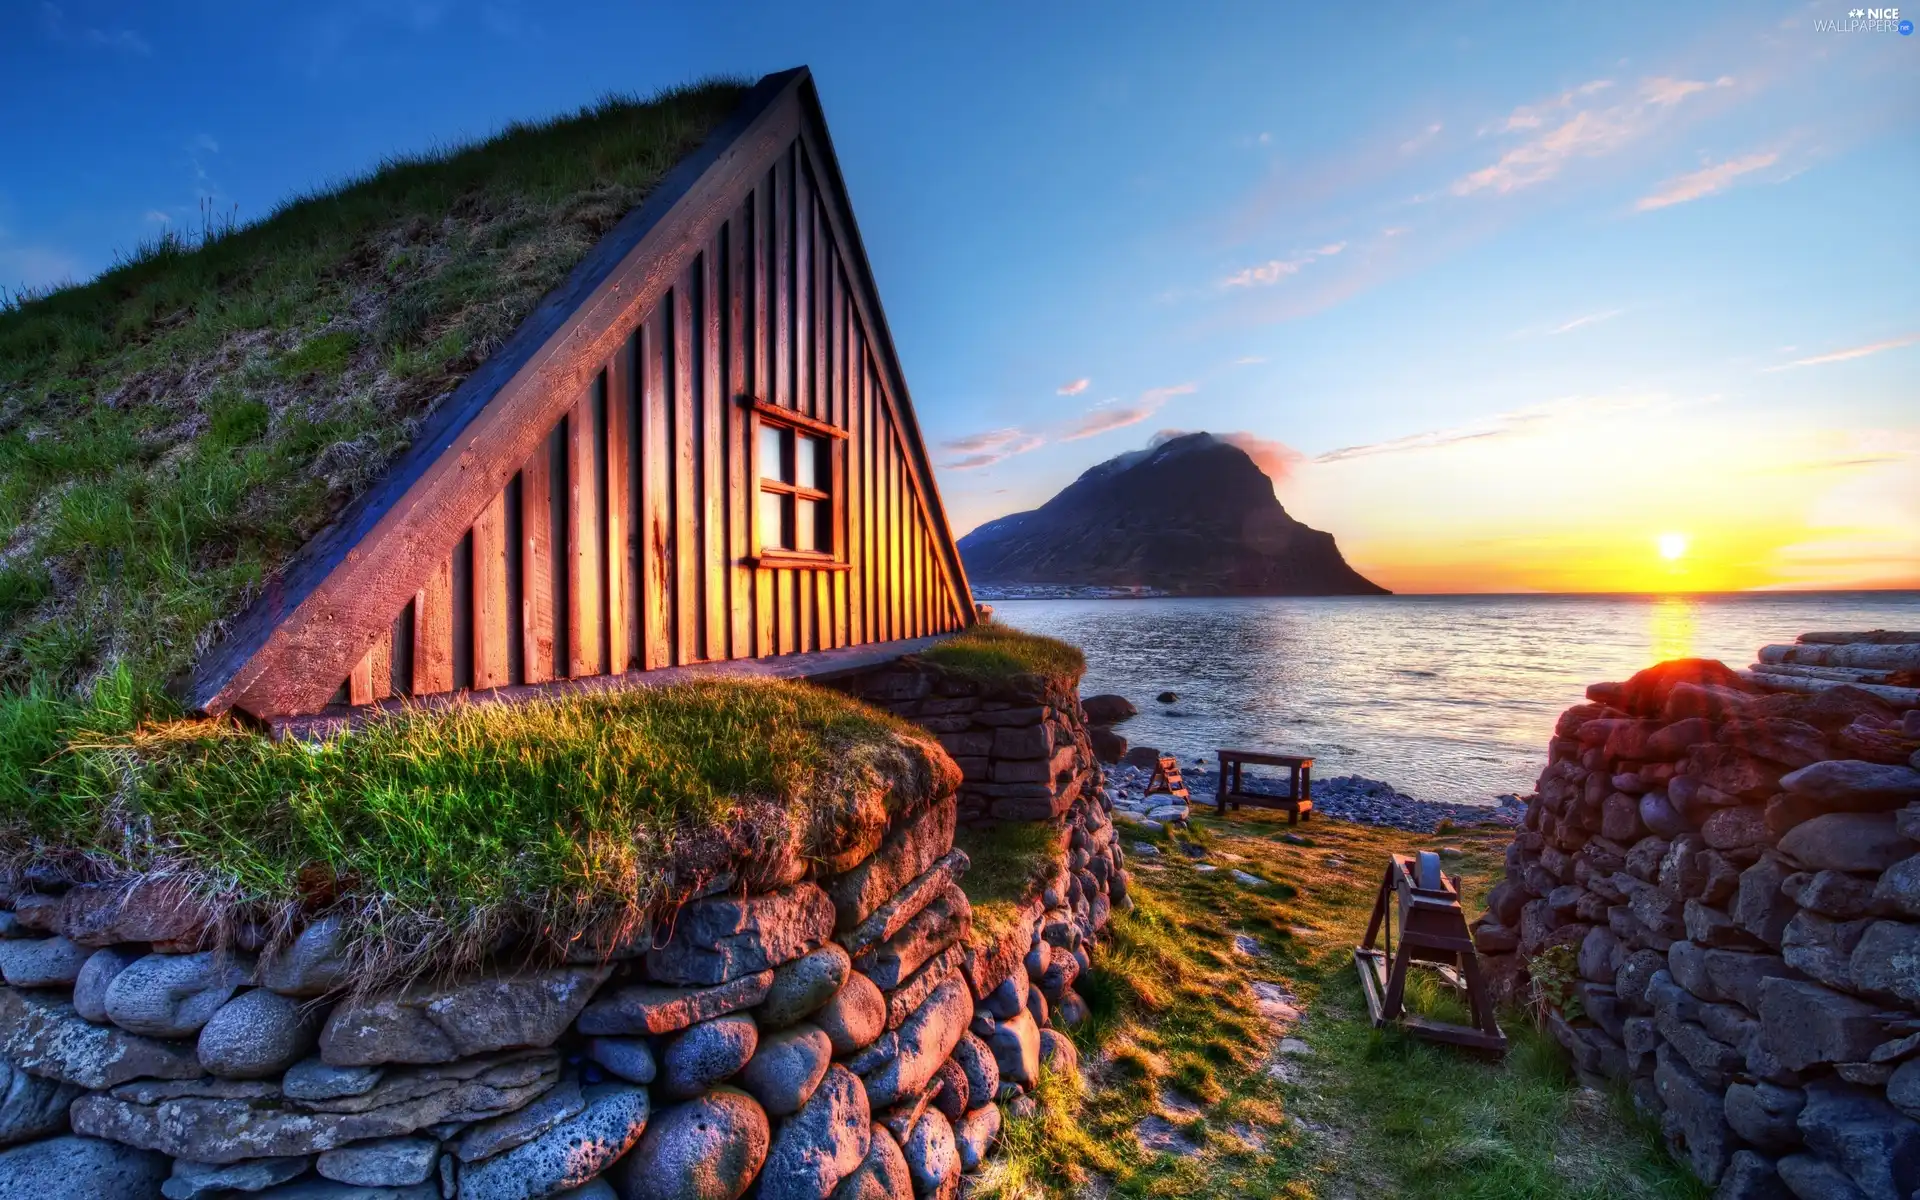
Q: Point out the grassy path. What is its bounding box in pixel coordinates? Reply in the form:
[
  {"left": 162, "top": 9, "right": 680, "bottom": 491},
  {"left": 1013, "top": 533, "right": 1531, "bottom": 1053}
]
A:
[{"left": 973, "top": 809, "right": 1706, "bottom": 1200}]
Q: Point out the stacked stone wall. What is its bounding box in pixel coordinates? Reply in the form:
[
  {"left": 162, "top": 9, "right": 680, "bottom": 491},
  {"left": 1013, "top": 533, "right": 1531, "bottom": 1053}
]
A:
[
  {"left": 832, "top": 659, "right": 1100, "bottom": 825},
  {"left": 0, "top": 757, "right": 1127, "bottom": 1198},
  {"left": 1476, "top": 637, "right": 1920, "bottom": 1200}
]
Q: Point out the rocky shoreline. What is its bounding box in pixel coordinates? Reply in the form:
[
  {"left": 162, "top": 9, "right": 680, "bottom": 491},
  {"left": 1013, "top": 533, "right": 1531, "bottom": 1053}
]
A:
[{"left": 1103, "top": 759, "right": 1525, "bottom": 834}]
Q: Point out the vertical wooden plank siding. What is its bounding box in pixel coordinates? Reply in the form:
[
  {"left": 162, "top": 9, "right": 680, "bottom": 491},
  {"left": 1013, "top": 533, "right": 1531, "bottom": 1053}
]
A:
[
  {"left": 567, "top": 386, "right": 603, "bottom": 678},
  {"left": 604, "top": 335, "right": 634, "bottom": 675},
  {"left": 413, "top": 555, "right": 454, "bottom": 695},
  {"left": 329, "top": 124, "right": 976, "bottom": 711},
  {"left": 641, "top": 310, "right": 673, "bottom": 671},
  {"left": 702, "top": 240, "right": 728, "bottom": 662},
  {"left": 471, "top": 490, "right": 511, "bottom": 689}
]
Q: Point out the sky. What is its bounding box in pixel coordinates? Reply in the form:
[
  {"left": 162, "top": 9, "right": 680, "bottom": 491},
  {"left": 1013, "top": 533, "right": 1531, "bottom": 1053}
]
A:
[{"left": 3, "top": 1, "right": 1916, "bottom": 593}]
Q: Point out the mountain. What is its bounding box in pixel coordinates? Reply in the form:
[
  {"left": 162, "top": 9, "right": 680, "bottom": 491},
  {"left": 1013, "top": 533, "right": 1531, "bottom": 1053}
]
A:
[{"left": 957, "top": 432, "right": 1388, "bottom": 596}]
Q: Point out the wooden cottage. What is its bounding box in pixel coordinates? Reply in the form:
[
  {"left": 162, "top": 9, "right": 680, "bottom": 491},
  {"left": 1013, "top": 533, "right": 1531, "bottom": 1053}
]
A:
[{"left": 187, "top": 68, "right": 975, "bottom": 729}]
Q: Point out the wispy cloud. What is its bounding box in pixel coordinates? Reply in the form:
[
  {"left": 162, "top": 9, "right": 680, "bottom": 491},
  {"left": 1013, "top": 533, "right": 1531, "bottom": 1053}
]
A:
[
  {"left": 1453, "top": 75, "right": 1732, "bottom": 197},
  {"left": 1548, "top": 308, "right": 1623, "bottom": 335},
  {"left": 1764, "top": 333, "right": 1920, "bottom": 372},
  {"left": 1056, "top": 378, "right": 1090, "bottom": 396},
  {"left": 1234, "top": 356, "right": 1266, "bottom": 365},
  {"left": 1059, "top": 383, "right": 1198, "bottom": 442},
  {"left": 1315, "top": 395, "right": 1657, "bottom": 462},
  {"left": 940, "top": 428, "right": 1047, "bottom": 471},
  {"left": 39, "top": 2, "right": 150, "bottom": 54},
  {"left": 1636, "top": 151, "right": 1779, "bottom": 211},
  {"left": 1221, "top": 242, "right": 1346, "bottom": 288}
]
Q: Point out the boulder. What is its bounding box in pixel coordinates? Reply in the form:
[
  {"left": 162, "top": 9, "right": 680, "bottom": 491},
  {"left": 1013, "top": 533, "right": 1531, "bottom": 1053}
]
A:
[
  {"left": 1782, "top": 870, "right": 1878, "bottom": 920},
  {"left": 828, "top": 804, "right": 958, "bottom": 934},
  {"left": 1716, "top": 719, "right": 1829, "bottom": 769},
  {"left": 586, "top": 1037, "right": 656, "bottom": 1085},
  {"left": 1602, "top": 793, "right": 1646, "bottom": 843},
  {"left": 455, "top": 1075, "right": 585, "bottom": 1163},
  {"left": 0, "top": 937, "right": 89, "bottom": 989},
  {"left": 1779, "top": 760, "right": 1920, "bottom": 811},
  {"left": 71, "top": 1049, "right": 559, "bottom": 1163},
  {"left": 862, "top": 977, "right": 971, "bottom": 1108},
  {"left": 56, "top": 878, "right": 215, "bottom": 950},
  {"left": 851, "top": 881, "right": 970, "bottom": 992},
  {"left": 1640, "top": 790, "right": 1690, "bottom": 838},
  {"left": 1088, "top": 727, "right": 1127, "bottom": 764},
  {"left": 1686, "top": 901, "right": 1760, "bottom": 951},
  {"left": 283, "top": 1057, "right": 382, "bottom": 1101},
  {"left": 616, "top": 1087, "right": 769, "bottom": 1200},
  {"left": 986, "top": 1009, "right": 1041, "bottom": 1089},
  {"left": 1702, "top": 807, "right": 1769, "bottom": 852},
  {"left": 0, "top": 1135, "right": 170, "bottom": 1200},
  {"left": 578, "top": 971, "right": 773, "bottom": 1038},
  {"left": 1849, "top": 920, "right": 1920, "bottom": 1004},
  {"left": 460, "top": 1081, "right": 649, "bottom": 1200},
  {"left": 1796, "top": 1077, "right": 1920, "bottom": 1200},
  {"left": 1622, "top": 659, "right": 1750, "bottom": 717},
  {"left": 1779, "top": 812, "right": 1913, "bottom": 873},
  {"left": 950, "top": 1034, "right": 999, "bottom": 1115},
  {"left": 1714, "top": 1150, "right": 1792, "bottom": 1200},
  {"left": 1774, "top": 1154, "right": 1872, "bottom": 1200},
  {"left": 1082, "top": 695, "right": 1136, "bottom": 724},
  {"left": 1891, "top": 1058, "right": 1920, "bottom": 1121},
  {"left": 1874, "top": 854, "right": 1920, "bottom": 918},
  {"left": 0, "top": 988, "right": 200, "bottom": 1088},
  {"left": 0, "top": 1055, "right": 81, "bottom": 1148},
  {"left": 1654, "top": 1044, "right": 1736, "bottom": 1185},
  {"left": 739, "top": 1023, "right": 832, "bottom": 1116},
  {"left": 103, "top": 950, "right": 251, "bottom": 1038},
  {"left": 316, "top": 1136, "right": 437, "bottom": 1186},
  {"left": 759, "top": 944, "right": 853, "bottom": 1030},
  {"left": 258, "top": 918, "right": 350, "bottom": 997},
  {"left": 1724, "top": 1082, "right": 1806, "bottom": 1153},
  {"left": 252, "top": 1179, "right": 439, "bottom": 1198},
  {"left": 827, "top": 1124, "right": 913, "bottom": 1200},
  {"left": 953, "top": 1104, "right": 1001, "bottom": 1174},
  {"left": 1784, "top": 910, "right": 1871, "bottom": 992},
  {"left": 319, "top": 964, "right": 610, "bottom": 1067},
  {"left": 197, "top": 988, "right": 322, "bottom": 1078},
  {"left": 759, "top": 1064, "right": 871, "bottom": 1200},
  {"left": 1758, "top": 978, "right": 1889, "bottom": 1071},
  {"left": 72, "top": 947, "right": 143, "bottom": 1024},
  {"left": 161, "top": 1156, "right": 310, "bottom": 1199},
  {"left": 648, "top": 884, "right": 837, "bottom": 987},
  {"left": 815, "top": 972, "right": 887, "bottom": 1057},
  {"left": 661, "top": 1013, "right": 759, "bottom": 1100},
  {"left": 1701, "top": 948, "right": 1795, "bottom": 1012},
  {"left": 900, "top": 1109, "right": 959, "bottom": 1198},
  {"left": 929, "top": 1058, "right": 969, "bottom": 1120},
  {"left": 1038, "top": 1028, "right": 1079, "bottom": 1078},
  {"left": 1694, "top": 745, "right": 1789, "bottom": 801}
]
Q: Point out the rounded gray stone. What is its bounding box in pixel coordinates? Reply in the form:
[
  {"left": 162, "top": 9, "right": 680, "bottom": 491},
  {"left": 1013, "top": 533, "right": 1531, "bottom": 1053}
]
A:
[
  {"left": 738, "top": 1022, "right": 831, "bottom": 1116},
  {"left": 317, "top": 1136, "right": 438, "bottom": 1186},
  {"left": 0, "top": 936, "right": 89, "bottom": 989},
  {"left": 615, "top": 1086, "right": 769, "bottom": 1200},
  {"left": 0, "top": 1134, "right": 170, "bottom": 1200},
  {"left": 949, "top": 1034, "right": 998, "bottom": 1114},
  {"left": 759, "top": 1064, "right": 870, "bottom": 1200},
  {"left": 103, "top": 950, "right": 251, "bottom": 1038},
  {"left": 0, "top": 1056, "right": 82, "bottom": 1148},
  {"left": 757, "top": 943, "right": 852, "bottom": 1030},
  {"left": 900, "top": 1108, "right": 958, "bottom": 1197},
  {"left": 814, "top": 972, "right": 885, "bottom": 1057},
  {"left": 73, "top": 948, "right": 144, "bottom": 1024},
  {"left": 198, "top": 988, "right": 324, "bottom": 1078},
  {"left": 662, "top": 1014, "right": 759, "bottom": 1100},
  {"left": 162, "top": 1155, "right": 311, "bottom": 1199},
  {"left": 953, "top": 1104, "right": 1001, "bottom": 1173},
  {"left": 461, "top": 1081, "right": 648, "bottom": 1200},
  {"left": 826, "top": 1123, "right": 911, "bottom": 1200},
  {"left": 586, "top": 1037, "right": 656, "bottom": 1085}
]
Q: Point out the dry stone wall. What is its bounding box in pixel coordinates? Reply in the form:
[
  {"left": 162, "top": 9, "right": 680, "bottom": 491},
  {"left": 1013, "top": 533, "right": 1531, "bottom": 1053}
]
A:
[
  {"left": 831, "top": 658, "right": 1101, "bottom": 825},
  {"left": 0, "top": 759, "right": 1128, "bottom": 1199},
  {"left": 1475, "top": 634, "right": 1920, "bottom": 1200}
]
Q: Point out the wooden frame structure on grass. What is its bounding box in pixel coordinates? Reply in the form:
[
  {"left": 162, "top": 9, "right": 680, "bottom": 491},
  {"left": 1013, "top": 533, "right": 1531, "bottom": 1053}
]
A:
[
  {"left": 1353, "top": 851, "right": 1507, "bottom": 1053},
  {"left": 187, "top": 67, "right": 974, "bottom": 725}
]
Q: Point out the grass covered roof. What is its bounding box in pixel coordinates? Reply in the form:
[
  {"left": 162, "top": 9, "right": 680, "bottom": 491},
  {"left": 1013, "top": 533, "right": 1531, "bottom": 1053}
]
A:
[{"left": 0, "top": 78, "right": 746, "bottom": 722}]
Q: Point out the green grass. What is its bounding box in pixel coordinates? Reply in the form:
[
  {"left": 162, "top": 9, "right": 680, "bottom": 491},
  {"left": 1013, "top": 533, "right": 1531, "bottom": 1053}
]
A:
[
  {"left": 1, "top": 677, "right": 948, "bottom": 985},
  {"left": 955, "top": 817, "right": 1068, "bottom": 946},
  {"left": 971, "top": 815, "right": 1704, "bottom": 1200},
  {"left": 920, "top": 621, "right": 1086, "bottom": 688},
  {"left": 0, "top": 78, "right": 746, "bottom": 727}
]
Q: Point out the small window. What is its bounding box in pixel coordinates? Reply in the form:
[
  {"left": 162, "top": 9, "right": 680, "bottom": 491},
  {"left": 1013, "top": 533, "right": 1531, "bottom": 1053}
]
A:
[{"left": 750, "top": 401, "right": 846, "bottom": 564}]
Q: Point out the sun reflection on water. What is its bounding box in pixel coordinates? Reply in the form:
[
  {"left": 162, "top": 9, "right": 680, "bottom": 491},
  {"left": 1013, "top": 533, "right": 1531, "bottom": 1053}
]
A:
[{"left": 1649, "top": 595, "right": 1698, "bottom": 664}]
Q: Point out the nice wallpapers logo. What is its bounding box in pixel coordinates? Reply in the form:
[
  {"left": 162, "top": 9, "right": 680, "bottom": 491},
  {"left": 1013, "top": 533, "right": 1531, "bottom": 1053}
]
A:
[{"left": 1815, "top": 6, "right": 1915, "bottom": 32}]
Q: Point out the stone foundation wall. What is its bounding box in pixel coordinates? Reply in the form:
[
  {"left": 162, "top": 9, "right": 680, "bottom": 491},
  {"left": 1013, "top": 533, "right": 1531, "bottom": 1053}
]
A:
[
  {"left": 831, "top": 658, "right": 1100, "bottom": 825},
  {"left": 1474, "top": 637, "right": 1920, "bottom": 1200},
  {"left": 0, "top": 774, "right": 1128, "bottom": 1198}
]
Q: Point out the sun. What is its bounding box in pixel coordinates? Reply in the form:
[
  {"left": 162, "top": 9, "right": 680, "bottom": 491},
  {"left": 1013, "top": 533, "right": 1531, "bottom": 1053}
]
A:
[{"left": 1657, "top": 532, "right": 1689, "bottom": 561}]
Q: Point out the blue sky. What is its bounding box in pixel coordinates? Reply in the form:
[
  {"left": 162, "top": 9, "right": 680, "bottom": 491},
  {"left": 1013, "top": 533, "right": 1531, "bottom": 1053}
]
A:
[{"left": 3, "top": 1, "right": 1915, "bottom": 590}]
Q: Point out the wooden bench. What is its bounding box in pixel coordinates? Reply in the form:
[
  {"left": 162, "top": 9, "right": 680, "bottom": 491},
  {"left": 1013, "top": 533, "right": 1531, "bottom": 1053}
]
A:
[
  {"left": 1145, "top": 755, "right": 1190, "bottom": 804},
  {"left": 1215, "top": 748, "right": 1313, "bottom": 824}
]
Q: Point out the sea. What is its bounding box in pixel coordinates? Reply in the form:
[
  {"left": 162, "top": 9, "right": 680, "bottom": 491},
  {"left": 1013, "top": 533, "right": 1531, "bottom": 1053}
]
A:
[{"left": 989, "top": 592, "right": 1920, "bottom": 807}]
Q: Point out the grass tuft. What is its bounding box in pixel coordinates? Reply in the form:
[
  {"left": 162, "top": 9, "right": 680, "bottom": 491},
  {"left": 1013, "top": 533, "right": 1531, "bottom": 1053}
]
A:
[{"left": 921, "top": 621, "right": 1086, "bottom": 688}]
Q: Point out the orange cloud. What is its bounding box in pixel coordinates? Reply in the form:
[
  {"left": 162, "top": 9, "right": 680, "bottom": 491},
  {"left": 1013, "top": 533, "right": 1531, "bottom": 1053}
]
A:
[
  {"left": 1765, "top": 333, "right": 1920, "bottom": 371},
  {"left": 1637, "top": 152, "right": 1778, "bottom": 210}
]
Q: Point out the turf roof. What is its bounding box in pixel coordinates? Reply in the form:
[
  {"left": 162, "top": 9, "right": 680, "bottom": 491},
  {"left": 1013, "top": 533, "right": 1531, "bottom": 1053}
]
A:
[{"left": 0, "top": 78, "right": 747, "bottom": 722}]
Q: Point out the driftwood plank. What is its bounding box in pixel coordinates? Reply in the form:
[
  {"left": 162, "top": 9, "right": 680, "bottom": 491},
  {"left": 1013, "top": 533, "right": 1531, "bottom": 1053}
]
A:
[
  {"left": 519, "top": 434, "right": 556, "bottom": 685},
  {"left": 471, "top": 489, "right": 511, "bottom": 689},
  {"left": 605, "top": 333, "right": 634, "bottom": 675},
  {"left": 348, "top": 653, "right": 373, "bottom": 707},
  {"left": 641, "top": 309, "right": 673, "bottom": 672},
  {"left": 567, "top": 387, "right": 603, "bottom": 678},
  {"left": 413, "top": 555, "right": 455, "bottom": 695}
]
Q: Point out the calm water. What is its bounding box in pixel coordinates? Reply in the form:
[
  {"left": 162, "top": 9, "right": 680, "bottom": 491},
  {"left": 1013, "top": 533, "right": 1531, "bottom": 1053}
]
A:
[{"left": 991, "top": 593, "right": 1920, "bottom": 807}]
